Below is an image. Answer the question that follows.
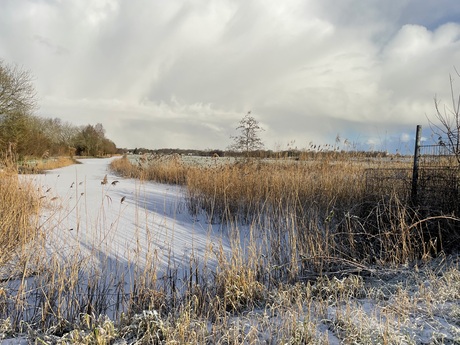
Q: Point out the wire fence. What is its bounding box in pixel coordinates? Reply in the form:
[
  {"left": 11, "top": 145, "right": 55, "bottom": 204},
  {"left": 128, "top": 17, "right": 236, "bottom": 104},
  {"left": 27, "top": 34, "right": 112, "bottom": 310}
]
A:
[
  {"left": 365, "top": 168, "right": 412, "bottom": 200},
  {"left": 418, "top": 144, "right": 459, "bottom": 167},
  {"left": 365, "top": 129, "right": 460, "bottom": 215}
]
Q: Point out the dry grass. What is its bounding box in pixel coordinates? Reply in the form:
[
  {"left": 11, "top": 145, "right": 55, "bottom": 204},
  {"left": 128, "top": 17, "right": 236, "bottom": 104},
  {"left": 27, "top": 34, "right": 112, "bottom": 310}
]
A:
[
  {"left": 186, "top": 159, "right": 367, "bottom": 221},
  {"left": 18, "top": 156, "right": 78, "bottom": 173},
  {"left": 5, "top": 244, "right": 459, "bottom": 344},
  {"left": 0, "top": 170, "right": 41, "bottom": 268},
  {"left": 34, "top": 156, "right": 77, "bottom": 171},
  {"left": 109, "top": 154, "right": 140, "bottom": 179},
  {"left": 0, "top": 154, "right": 72, "bottom": 268},
  {"left": 110, "top": 154, "right": 188, "bottom": 184},
  {"left": 0, "top": 153, "right": 459, "bottom": 343},
  {"left": 111, "top": 155, "right": 429, "bottom": 272}
]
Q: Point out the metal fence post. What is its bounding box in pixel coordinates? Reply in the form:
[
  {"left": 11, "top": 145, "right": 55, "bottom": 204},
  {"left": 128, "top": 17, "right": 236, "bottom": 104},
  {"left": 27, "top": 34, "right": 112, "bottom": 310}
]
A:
[{"left": 411, "top": 125, "right": 422, "bottom": 204}]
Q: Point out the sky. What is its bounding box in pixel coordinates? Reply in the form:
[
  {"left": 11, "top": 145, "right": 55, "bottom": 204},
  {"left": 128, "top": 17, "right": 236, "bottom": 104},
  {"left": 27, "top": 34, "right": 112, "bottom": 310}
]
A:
[{"left": 1, "top": 0, "right": 460, "bottom": 152}]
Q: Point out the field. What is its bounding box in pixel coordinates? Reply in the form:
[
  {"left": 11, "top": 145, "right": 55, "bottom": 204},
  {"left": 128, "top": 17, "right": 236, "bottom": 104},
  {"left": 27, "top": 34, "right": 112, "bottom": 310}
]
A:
[{"left": 0, "top": 154, "right": 460, "bottom": 344}]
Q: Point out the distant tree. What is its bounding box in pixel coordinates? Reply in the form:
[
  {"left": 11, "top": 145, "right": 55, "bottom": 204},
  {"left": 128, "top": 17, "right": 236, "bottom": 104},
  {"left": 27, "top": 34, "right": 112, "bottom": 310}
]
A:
[
  {"left": 229, "top": 111, "right": 265, "bottom": 156},
  {"left": 74, "top": 123, "right": 116, "bottom": 156},
  {"left": 0, "top": 60, "right": 119, "bottom": 159},
  {"left": 24, "top": 119, "right": 52, "bottom": 157},
  {"left": 100, "top": 137, "right": 117, "bottom": 155},
  {"left": 59, "top": 121, "right": 80, "bottom": 146},
  {"left": 75, "top": 124, "right": 101, "bottom": 156}
]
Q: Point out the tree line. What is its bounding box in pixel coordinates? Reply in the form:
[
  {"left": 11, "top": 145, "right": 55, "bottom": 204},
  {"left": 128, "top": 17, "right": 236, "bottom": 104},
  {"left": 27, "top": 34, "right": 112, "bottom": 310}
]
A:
[{"left": 0, "top": 59, "right": 117, "bottom": 160}]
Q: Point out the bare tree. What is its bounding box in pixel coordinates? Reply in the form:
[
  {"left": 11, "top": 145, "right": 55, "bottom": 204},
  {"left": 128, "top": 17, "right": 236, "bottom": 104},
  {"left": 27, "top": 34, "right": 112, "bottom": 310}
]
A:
[
  {"left": 429, "top": 71, "right": 460, "bottom": 164},
  {"left": 0, "top": 60, "right": 37, "bottom": 157},
  {"left": 229, "top": 111, "right": 265, "bottom": 156},
  {"left": 59, "top": 121, "right": 80, "bottom": 147},
  {"left": 0, "top": 60, "right": 37, "bottom": 116}
]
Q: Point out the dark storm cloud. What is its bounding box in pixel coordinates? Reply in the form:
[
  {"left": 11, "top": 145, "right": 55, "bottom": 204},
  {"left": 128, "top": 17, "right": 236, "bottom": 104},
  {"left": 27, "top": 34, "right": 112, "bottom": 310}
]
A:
[{"left": 0, "top": 0, "right": 459, "bottom": 150}]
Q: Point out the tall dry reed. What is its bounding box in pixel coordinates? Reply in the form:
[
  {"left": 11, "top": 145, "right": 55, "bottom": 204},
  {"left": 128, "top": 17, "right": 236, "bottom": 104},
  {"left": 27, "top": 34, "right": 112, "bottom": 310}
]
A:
[
  {"left": 110, "top": 155, "right": 432, "bottom": 278},
  {"left": 111, "top": 155, "right": 188, "bottom": 184},
  {"left": 0, "top": 170, "right": 41, "bottom": 267}
]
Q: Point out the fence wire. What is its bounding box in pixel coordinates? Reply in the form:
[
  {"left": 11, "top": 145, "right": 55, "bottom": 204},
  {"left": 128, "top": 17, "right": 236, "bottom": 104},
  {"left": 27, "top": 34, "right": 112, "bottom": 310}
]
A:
[
  {"left": 365, "top": 143, "right": 460, "bottom": 214},
  {"left": 419, "top": 144, "right": 459, "bottom": 168},
  {"left": 365, "top": 168, "right": 412, "bottom": 199}
]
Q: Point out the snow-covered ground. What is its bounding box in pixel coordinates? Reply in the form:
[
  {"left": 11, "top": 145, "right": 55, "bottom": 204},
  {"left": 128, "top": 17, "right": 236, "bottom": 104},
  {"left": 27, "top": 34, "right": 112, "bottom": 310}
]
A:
[
  {"left": 33, "top": 157, "right": 230, "bottom": 269},
  {"left": 0, "top": 156, "right": 232, "bottom": 329}
]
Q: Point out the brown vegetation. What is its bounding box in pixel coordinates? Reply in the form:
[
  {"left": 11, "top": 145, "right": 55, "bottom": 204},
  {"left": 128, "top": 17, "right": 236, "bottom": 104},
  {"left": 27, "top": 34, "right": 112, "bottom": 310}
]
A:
[
  {"left": 110, "top": 154, "right": 452, "bottom": 272},
  {"left": 17, "top": 156, "right": 78, "bottom": 173},
  {"left": 111, "top": 154, "right": 189, "bottom": 184},
  {"left": 0, "top": 169, "right": 41, "bottom": 268},
  {"left": 0, "top": 152, "right": 459, "bottom": 343}
]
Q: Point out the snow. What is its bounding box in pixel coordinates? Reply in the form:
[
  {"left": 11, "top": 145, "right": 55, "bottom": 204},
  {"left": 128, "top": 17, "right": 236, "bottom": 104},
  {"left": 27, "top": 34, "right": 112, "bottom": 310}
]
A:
[
  {"left": 11, "top": 156, "right": 233, "bottom": 323},
  {"left": 0, "top": 338, "right": 28, "bottom": 345},
  {"left": 33, "top": 157, "right": 229, "bottom": 269}
]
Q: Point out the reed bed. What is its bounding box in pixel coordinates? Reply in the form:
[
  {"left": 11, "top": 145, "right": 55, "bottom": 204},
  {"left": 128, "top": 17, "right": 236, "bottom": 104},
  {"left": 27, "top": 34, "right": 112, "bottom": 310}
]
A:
[
  {"left": 2, "top": 237, "right": 459, "bottom": 344},
  {"left": 112, "top": 155, "right": 430, "bottom": 273},
  {"left": 0, "top": 169, "right": 41, "bottom": 268},
  {"left": 186, "top": 159, "right": 367, "bottom": 221},
  {"left": 110, "top": 154, "right": 188, "bottom": 184},
  {"left": 17, "top": 156, "right": 78, "bottom": 173},
  {"left": 0, "top": 154, "right": 458, "bottom": 343},
  {"left": 33, "top": 157, "right": 78, "bottom": 172}
]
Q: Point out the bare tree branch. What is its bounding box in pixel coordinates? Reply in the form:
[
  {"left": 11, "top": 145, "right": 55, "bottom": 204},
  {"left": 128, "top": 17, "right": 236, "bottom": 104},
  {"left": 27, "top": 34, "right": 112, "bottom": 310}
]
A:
[
  {"left": 0, "top": 60, "right": 37, "bottom": 116},
  {"left": 428, "top": 73, "right": 460, "bottom": 164},
  {"left": 229, "top": 111, "right": 265, "bottom": 156}
]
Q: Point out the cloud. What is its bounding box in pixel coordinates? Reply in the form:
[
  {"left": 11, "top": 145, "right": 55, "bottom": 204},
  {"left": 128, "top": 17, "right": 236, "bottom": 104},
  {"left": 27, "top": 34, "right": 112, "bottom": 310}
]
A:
[
  {"left": 33, "top": 35, "right": 69, "bottom": 56},
  {"left": 0, "top": 0, "right": 459, "bottom": 150},
  {"left": 400, "top": 133, "right": 411, "bottom": 143},
  {"left": 40, "top": 95, "right": 236, "bottom": 149}
]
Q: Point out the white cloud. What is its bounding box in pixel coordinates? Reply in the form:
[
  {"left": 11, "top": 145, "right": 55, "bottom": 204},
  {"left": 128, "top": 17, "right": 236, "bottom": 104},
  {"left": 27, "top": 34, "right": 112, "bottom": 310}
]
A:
[
  {"left": 1, "top": 0, "right": 460, "bottom": 150},
  {"left": 400, "top": 133, "right": 411, "bottom": 143}
]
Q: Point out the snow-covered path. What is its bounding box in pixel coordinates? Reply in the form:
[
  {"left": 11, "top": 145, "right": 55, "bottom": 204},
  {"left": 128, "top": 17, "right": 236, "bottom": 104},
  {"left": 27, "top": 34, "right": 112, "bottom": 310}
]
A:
[{"left": 31, "top": 158, "right": 229, "bottom": 275}]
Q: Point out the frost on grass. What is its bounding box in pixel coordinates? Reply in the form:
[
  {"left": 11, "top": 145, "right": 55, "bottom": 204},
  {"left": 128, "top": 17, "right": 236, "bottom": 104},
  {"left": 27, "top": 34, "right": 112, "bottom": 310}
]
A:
[
  {"left": 1, "top": 158, "right": 460, "bottom": 344},
  {"left": 3, "top": 259, "right": 460, "bottom": 343}
]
